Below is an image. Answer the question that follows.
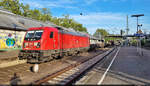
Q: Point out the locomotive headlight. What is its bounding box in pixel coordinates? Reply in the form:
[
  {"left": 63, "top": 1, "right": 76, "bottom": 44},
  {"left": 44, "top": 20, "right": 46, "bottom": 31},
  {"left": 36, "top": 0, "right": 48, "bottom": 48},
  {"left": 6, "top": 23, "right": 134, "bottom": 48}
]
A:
[
  {"left": 34, "top": 42, "right": 40, "bottom": 48},
  {"left": 34, "top": 42, "right": 38, "bottom": 46}
]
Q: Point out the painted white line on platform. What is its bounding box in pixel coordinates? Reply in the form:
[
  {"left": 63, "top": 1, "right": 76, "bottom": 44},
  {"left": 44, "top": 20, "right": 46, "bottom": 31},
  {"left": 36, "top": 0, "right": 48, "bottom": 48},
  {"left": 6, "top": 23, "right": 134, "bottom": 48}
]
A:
[{"left": 97, "top": 47, "right": 121, "bottom": 85}]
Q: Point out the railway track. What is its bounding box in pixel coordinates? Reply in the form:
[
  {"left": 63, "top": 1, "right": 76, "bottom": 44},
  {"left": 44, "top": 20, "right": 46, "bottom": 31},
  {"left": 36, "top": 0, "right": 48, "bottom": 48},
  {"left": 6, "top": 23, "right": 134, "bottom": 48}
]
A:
[
  {"left": 0, "top": 48, "right": 109, "bottom": 84},
  {"left": 33, "top": 47, "right": 116, "bottom": 85}
]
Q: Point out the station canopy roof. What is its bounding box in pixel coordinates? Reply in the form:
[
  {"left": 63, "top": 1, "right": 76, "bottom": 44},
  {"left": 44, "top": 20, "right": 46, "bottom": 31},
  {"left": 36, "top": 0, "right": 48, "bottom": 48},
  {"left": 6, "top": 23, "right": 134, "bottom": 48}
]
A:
[
  {"left": 0, "top": 8, "right": 89, "bottom": 37},
  {"left": 0, "top": 8, "right": 56, "bottom": 31}
]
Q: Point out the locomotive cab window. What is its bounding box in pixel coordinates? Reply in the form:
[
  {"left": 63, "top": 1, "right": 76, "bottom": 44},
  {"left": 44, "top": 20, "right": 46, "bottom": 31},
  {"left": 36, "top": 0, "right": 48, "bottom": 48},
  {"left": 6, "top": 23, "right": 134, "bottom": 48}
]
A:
[
  {"left": 25, "top": 30, "right": 43, "bottom": 41},
  {"left": 50, "top": 32, "right": 54, "bottom": 38}
]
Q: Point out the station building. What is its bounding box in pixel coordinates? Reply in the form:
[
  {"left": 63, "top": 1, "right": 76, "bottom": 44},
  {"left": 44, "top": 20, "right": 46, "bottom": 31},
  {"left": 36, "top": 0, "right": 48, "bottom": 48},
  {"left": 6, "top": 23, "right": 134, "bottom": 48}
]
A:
[{"left": 0, "top": 8, "right": 55, "bottom": 50}]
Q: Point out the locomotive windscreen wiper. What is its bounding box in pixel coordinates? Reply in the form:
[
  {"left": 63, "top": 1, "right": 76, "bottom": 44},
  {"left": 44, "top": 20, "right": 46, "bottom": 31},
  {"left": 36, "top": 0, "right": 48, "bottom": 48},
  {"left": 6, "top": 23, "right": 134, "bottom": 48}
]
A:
[{"left": 25, "top": 30, "right": 43, "bottom": 41}]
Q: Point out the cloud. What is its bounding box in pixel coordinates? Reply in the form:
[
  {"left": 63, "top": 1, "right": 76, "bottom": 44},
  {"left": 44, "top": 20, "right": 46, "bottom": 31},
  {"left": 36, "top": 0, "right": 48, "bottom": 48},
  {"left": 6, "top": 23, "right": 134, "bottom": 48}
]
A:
[
  {"left": 20, "top": 0, "right": 44, "bottom": 8},
  {"left": 20, "top": 0, "right": 77, "bottom": 9},
  {"left": 103, "top": 0, "right": 128, "bottom": 2},
  {"left": 69, "top": 12, "right": 126, "bottom": 34},
  {"left": 84, "top": 0, "right": 98, "bottom": 5},
  {"left": 46, "top": 3, "right": 75, "bottom": 8},
  {"left": 70, "top": 12, "right": 124, "bottom": 24},
  {"left": 55, "top": 0, "right": 76, "bottom": 4},
  {"left": 19, "top": 0, "right": 149, "bottom": 35},
  {"left": 69, "top": 12, "right": 149, "bottom": 35},
  {"left": 45, "top": 0, "right": 77, "bottom": 8},
  {"left": 29, "top": 2, "right": 44, "bottom": 8},
  {"left": 91, "top": 0, "right": 127, "bottom": 2}
]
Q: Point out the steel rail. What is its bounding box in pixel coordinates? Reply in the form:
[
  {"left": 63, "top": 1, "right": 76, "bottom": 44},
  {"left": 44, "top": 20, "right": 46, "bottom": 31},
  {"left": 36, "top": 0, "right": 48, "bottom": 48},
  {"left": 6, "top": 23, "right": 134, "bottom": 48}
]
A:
[{"left": 33, "top": 47, "right": 116, "bottom": 85}]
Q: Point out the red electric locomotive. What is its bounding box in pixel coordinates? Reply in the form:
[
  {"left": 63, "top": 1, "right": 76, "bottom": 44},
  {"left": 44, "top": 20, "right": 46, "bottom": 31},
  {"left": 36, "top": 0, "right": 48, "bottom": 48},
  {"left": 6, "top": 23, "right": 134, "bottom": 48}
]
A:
[{"left": 18, "top": 26, "right": 90, "bottom": 63}]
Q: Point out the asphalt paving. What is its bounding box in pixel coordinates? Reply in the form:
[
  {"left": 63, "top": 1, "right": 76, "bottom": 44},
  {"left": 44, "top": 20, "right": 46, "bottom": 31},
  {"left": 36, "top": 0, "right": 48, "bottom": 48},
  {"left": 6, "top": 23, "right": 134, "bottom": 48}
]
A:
[{"left": 76, "top": 46, "right": 150, "bottom": 85}]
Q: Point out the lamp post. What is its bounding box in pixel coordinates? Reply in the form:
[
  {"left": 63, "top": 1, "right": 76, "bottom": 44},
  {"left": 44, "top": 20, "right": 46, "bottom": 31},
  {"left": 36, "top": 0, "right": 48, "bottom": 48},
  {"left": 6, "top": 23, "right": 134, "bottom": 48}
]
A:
[
  {"left": 131, "top": 14, "right": 144, "bottom": 56},
  {"left": 138, "top": 24, "right": 142, "bottom": 32},
  {"left": 131, "top": 14, "right": 144, "bottom": 34}
]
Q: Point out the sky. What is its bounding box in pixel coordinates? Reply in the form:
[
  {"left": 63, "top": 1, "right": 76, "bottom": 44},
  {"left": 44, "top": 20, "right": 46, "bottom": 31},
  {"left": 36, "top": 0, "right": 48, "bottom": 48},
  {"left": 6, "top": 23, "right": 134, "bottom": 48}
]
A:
[{"left": 20, "top": 0, "right": 150, "bottom": 35}]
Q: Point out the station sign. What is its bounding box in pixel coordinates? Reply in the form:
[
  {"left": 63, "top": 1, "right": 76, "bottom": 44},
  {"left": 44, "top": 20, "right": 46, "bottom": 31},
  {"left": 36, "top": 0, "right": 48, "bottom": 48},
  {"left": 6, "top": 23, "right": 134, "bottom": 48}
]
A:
[{"left": 134, "top": 33, "right": 144, "bottom": 37}]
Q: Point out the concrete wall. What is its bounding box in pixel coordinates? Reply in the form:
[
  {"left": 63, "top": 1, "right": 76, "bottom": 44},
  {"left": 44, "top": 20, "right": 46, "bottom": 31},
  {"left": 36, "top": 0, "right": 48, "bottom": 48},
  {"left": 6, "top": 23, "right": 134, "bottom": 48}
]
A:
[{"left": 0, "top": 29, "right": 25, "bottom": 49}]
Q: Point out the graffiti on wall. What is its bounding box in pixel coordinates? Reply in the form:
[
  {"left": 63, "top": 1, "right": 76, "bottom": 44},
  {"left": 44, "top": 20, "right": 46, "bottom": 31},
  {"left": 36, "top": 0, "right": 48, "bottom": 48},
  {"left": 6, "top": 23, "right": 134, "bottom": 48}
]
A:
[{"left": 0, "top": 30, "right": 26, "bottom": 49}]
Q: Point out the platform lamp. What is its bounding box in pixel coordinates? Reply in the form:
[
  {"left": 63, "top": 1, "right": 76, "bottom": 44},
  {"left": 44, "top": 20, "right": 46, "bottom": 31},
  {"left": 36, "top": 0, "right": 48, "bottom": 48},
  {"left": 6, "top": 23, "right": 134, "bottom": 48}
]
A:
[{"left": 131, "top": 14, "right": 144, "bottom": 34}]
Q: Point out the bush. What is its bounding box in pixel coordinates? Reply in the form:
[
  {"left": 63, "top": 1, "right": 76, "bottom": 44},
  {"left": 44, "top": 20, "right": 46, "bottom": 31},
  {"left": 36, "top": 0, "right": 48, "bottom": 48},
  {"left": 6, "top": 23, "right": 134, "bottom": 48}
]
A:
[
  {"left": 131, "top": 40, "right": 137, "bottom": 46},
  {"left": 141, "top": 39, "right": 145, "bottom": 46}
]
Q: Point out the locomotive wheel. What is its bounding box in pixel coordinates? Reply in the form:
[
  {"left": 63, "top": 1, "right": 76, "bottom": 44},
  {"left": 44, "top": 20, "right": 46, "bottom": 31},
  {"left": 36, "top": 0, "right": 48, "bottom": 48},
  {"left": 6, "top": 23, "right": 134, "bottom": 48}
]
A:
[
  {"left": 64, "top": 53, "right": 68, "bottom": 56},
  {"left": 55, "top": 56, "right": 61, "bottom": 59},
  {"left": 76, "top": 51, "right": 80, "bottom": 56},
  {"left": 54, "top": 55, "right": 61, "bottom": 59},
  {"left": 56, "top": 53, "right": 64, "bottom": 59},
  {"left": 68, "top": 52, "right": 72, "bottom": 56},
  {"left": 77, "top": 51, "right": 80, "bottom": 54},
  {"left": 74, "top": 51, "right": 79, "bottom": 56},
  {"left": 47, "top": 56, "right": 53, "bottom": 62},
  {"left": 72, "top": 53, "right": 76, "bottom": 56}
]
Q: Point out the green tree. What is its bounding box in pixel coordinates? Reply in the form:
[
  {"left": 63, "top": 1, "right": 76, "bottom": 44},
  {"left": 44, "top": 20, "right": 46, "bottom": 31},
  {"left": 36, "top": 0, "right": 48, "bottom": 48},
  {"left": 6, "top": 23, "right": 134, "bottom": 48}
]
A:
[
  {"left": 29, "top": 9, "right": 42, "bottom": 20},
  {"left": 0, "top": 0, "right": 22, "bottom": 15},
  {"left": 94, "top": 28, "right": 109, "bottom": 38},
  {"left": 20, "top": 3, "right": 30, "bottom": 17},
  {"left": 40, "top": 8, "right": 52, "bottom": 22},
  {"left": 0, "top": 0, "right": 87, "bottom": 33}
]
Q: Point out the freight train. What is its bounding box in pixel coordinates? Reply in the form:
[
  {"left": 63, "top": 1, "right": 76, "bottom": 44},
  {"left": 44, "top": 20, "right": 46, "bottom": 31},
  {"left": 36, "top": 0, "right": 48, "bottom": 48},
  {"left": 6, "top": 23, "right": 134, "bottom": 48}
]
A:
[
  {"left": 18, "top": 26, "right": 104, "bottom": 63},
  {"left": 90, "top": 36, "right": 105, "bottom": 50}
]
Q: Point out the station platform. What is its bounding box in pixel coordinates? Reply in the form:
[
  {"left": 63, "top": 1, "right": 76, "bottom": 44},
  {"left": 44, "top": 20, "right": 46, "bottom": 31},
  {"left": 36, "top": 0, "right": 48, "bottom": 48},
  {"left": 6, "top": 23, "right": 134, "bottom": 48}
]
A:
[{"left": 76, "top": 46, "right": 150, "bottom": 85}]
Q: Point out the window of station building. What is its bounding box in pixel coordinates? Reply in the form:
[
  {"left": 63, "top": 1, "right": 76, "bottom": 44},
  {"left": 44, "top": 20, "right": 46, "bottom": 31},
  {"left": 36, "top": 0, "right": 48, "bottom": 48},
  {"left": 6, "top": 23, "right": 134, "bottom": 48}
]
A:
[{"left": 50, "top": 32, "right": 54, "bottom": 38}]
